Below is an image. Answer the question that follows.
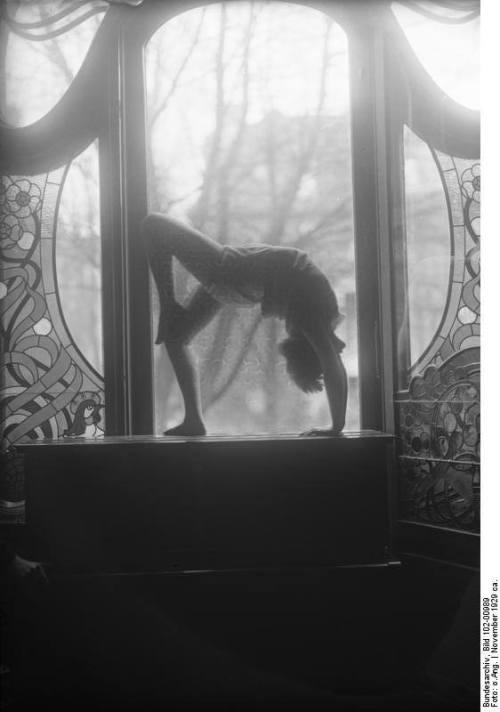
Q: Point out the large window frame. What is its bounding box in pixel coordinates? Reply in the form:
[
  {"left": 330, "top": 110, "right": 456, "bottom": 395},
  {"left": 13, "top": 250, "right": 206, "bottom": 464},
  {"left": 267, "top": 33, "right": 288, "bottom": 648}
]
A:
[
  {"left": 104, "top": 0, "right": 397, "bottom": 436},
  {"left": 0, "top": 0, "right": 479, "bottom": 439}
]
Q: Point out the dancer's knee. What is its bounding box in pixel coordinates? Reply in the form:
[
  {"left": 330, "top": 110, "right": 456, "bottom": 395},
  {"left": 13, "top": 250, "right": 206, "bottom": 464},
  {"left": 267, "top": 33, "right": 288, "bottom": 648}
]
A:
[
  {"left": 141, "top": 212, "right": 161, "bottom": 240},
  {"left": 141, "top": 213, "right": 176, "bottom": 250}
]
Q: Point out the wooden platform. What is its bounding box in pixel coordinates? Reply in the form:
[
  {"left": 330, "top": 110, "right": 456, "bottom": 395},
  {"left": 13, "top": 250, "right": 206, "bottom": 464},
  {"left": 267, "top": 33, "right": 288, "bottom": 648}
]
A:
[{"left": 18, "top": 431, "right": 395, "bottom": 574}]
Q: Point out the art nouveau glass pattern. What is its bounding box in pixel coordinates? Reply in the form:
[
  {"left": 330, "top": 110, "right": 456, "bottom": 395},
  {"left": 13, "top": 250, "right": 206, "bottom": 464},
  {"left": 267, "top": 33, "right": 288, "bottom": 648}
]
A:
[
  {"left": 396, "top": 128, "right": 480, "bottom": 531},
  {"left": 0, "top": 0, "right": 109, "bottom": 520},
  {"left": 0, "top": 161, "right": 105, "bottom": 519}
]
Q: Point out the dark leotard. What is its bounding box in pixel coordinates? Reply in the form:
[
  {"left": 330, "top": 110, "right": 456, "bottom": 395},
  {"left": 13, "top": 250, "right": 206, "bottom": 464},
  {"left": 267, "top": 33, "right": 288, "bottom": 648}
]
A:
[{"left": 204, "top": 245, "right": 345, "bottom": 351}]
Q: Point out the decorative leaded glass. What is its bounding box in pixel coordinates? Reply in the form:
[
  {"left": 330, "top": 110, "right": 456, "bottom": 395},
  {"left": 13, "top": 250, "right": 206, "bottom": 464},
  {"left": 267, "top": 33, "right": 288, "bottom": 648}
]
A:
[
  {"left": 0, "top": 2, "right": 114, "bottom": 521},
  {"left": 0, "top": 165, "right": 104, "bottom": 520},
  {"left": 396, "top": 137, "right": 480, "bottom": 531}
]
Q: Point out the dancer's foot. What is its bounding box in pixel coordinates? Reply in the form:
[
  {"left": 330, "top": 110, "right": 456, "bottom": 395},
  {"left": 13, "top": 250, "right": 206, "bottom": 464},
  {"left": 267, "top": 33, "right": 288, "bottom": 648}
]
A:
[{"left": 163, "top": 420, "right": 206, "bottom": 437}]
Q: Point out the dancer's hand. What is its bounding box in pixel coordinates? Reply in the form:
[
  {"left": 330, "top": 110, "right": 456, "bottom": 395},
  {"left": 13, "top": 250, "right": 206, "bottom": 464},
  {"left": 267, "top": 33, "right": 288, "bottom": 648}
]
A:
[{"left": 300, "top": 427, "right": 344, "bottom": 437}]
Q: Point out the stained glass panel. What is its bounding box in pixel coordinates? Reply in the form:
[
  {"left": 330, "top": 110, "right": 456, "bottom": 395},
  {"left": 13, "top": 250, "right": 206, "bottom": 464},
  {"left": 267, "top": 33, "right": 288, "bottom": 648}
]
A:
[
  {"left": 395, "top": 128, "right": 480, "bottom": 531},
  {"left": 56, "top": 141, "right": 103, "bottom": 375},
  {"left": 0, "top": 156, "right": 105, "bottom": 520},
  {"left": 403, "top": 127, "right": 451, "bottom": 374}
]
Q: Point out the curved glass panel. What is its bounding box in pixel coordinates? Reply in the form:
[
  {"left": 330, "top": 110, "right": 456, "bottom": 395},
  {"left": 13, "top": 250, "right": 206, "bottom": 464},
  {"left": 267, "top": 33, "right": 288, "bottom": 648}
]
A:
[
  {"left": 397, "top": 130, "right": 480, "bottom": 532},
  {"left": 1, "top": 3, "right": 106, "bottom": 127},
  {"left": 146, "top": 2, "right": 358, "bottom": 435},
  {"left": 404, "top": 127, "right": 451, "bottom": 371},
  {"left": 56, "top": 141, "right": 103, "bottom": 375},
  {"left": 392, "top": 2, "right": 479, "bottom": 110},
  {"left": 1, "top": 156, "right": 105, "bottom": 458}
]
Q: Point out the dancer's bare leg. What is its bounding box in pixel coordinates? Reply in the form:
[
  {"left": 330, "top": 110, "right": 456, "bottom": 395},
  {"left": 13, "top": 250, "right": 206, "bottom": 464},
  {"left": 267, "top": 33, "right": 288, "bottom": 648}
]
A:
[
  {"left": 163, "top": 341, "right": 205, "bottom": 436},
  {"left": 142, "top": 215, "right": 224, "bottom": 435},
  {"left": 142, "top": 213, "right": 223, "bottom": 341},
  {"left": 162, "top": 286, "right": 222, "bottom": 436}
]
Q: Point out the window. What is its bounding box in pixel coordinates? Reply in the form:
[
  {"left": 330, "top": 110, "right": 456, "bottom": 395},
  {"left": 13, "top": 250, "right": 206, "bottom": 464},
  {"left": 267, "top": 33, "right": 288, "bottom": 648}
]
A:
[
  {"left": 145, "top": 2, "right": 358, "bottom": 434},
  {"left": 401, "top": 127, "right": 451, "bottom": 376},
  {"left": 391, "top": 1, "right": 479, "bottom": 110},
  {"left": 56, "top": 141, "right": 103, "bottom": 378},
  {"left": 0, "top": 0, "right": 480, "bottom": 534},
  {"left": 390, "top": 2, "right": 480, "bottom": 531},
  {"left": 2, "top": 3, "right": 105, "bottom": 126},
  {"left": 0, "top": 2, "right": 108, "bottom": 519}
]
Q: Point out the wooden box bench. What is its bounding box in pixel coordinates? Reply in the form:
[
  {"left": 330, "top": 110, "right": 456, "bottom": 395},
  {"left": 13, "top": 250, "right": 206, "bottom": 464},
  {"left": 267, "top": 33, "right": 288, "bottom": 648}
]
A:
[{"left": 18, "top": 431, "right": 395, "bottom": 574}]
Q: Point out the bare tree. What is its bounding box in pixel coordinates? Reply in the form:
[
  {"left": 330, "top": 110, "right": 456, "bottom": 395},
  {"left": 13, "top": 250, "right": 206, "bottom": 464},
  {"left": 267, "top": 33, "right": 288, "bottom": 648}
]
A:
[{"left": 22, "top": 3, "right": 355, "bottom": 433}]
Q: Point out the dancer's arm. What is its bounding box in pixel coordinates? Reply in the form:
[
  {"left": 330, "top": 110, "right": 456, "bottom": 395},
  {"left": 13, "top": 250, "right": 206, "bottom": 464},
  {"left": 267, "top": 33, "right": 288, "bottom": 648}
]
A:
[{"left": 299, "top": 319, "right": 348, "bottom": 436}]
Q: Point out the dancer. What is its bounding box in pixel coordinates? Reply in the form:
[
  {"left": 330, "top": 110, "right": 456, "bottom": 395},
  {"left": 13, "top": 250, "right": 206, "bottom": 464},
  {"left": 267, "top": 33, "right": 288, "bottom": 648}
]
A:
[{"left": 142, "top": 214, "right": 347, "bottom": 436}]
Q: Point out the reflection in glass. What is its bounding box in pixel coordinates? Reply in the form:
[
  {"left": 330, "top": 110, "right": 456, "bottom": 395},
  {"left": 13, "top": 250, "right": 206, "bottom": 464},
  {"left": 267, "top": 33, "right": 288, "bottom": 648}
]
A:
[
  {"left": 404, "top": 127, "right": 450, "bottom": 370},
  {"left": 56, "top": 141, "right": 103, "bottom": 375},
  {"left": 146, "top": 2, "right": 358, "bottom": 435}
]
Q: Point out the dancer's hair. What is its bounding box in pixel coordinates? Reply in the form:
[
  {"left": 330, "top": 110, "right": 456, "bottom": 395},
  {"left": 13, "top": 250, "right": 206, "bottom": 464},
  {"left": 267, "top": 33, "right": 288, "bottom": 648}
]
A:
[{"left": 279, "top": 334, "right": 323, "bottom": 393}]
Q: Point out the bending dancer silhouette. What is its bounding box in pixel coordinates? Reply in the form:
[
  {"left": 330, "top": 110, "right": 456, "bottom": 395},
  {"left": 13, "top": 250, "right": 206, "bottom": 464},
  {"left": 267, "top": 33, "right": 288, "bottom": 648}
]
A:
[{"left": 142, "top": 214, "right": 347, "bottom": 437}]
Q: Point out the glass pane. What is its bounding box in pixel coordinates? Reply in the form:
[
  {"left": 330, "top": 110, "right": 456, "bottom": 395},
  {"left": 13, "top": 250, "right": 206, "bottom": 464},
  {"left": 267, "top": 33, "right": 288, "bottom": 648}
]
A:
[
  {"left": 397, "top": 132, "right": 480, "bottom": 532},
  {"left": 391, "top": 2, "right": 479, "bottom": 110},
  {"left": 404, "top": 126, "right": 450, "bottom": 370},
  {"left": 0, "top": 162, "right": 105, "bottom": 453},
  {"left": 1, "top": 2, "right": 106, "bottom": 127},
  {"left": 145, "top": 2, "right": 358, "bottom": 435},
  {"left": 56, "top": 140, "right": 103, "bottom": 376}
]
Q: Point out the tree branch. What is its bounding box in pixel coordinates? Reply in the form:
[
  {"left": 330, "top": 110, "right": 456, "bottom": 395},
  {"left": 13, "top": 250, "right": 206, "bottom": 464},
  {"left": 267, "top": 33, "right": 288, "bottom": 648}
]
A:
[
  {"left": 148, "top": 7, "right": 206, "bottom": 130},
  {"left": 204, "top": 310, "right": 263, "bottom": 409}
]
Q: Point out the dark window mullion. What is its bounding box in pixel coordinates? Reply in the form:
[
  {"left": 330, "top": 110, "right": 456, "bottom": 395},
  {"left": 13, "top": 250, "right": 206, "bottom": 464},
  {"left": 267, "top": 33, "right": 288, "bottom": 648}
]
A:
[
  {"left": 349, "top": 26, "right": 389, "bottom": 430},
  {"left": 121, "top": 22, "right": 154, "bottom": 435},
  {"left": 99, "top": 20, "right": 130, "bottom": 435}
]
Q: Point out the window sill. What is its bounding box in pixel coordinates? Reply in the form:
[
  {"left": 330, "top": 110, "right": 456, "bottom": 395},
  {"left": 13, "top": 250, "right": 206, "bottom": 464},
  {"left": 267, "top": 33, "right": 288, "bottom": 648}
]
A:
[
  {"left": 18, "top": 430, "right": 394, "bottom": 574},
  {"left": 16, "top": 429, "right": 392, "bottom": 448}
]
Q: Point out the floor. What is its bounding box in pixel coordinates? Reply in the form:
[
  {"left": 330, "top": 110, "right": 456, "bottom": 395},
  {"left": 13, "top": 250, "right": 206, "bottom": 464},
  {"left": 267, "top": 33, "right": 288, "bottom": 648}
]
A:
[{"left": 2, "top": 561, "right": 478, "bottom": 711}]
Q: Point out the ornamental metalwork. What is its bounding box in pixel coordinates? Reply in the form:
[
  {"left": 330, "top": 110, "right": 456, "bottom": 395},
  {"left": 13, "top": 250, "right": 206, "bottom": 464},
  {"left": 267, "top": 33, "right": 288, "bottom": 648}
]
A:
[{"left": 0, "top": 169, "right": 104, "bottom": 520}]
